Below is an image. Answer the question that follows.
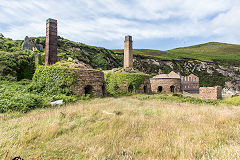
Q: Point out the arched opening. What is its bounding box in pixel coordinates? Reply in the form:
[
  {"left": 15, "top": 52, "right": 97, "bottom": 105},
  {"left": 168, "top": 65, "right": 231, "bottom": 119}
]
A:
[
  {"left": 102, "top": 85, "right": 106, "bottom": 96},
  {"left": 84, "top": 85, "right": 93, "bottom": 95},
  {"left": 144, "top": 85, "right": 147, "bottom": 93},
  {"left": 114, "top": 85, "right": 119, "bottom": 90},
  {"left": 170, "top": 85, "right": 175, "bottom": 93},
  {"left": 158, "top": 86, "right": 163, "bottom": 92},
  {"left": 128, "top": 85, "right": 134, "bottom": 92}
]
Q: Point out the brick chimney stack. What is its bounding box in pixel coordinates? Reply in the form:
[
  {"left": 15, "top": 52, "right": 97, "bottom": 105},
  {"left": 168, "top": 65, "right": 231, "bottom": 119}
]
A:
[
  {"left": 45, "top": 18, "right": 58, "bottom": 66},
  {"left": 124, "top": 35, "right": 133, "bottom": 69}
]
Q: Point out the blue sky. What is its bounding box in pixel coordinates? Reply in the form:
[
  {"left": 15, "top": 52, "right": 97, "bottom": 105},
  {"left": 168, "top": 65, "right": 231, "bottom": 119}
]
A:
[{"left": 1, "top": 0, "right": 240, "bottom": 50}]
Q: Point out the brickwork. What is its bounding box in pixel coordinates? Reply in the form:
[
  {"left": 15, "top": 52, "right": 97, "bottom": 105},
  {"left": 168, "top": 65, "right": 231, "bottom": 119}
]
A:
[
  {"left": 150, "top": 78, "right": 181, "bottom": 93},
  {"left": 124, "top": 35, "right": 133, "bottom": 69},
  {"left": 70, "top": 69, "right": 106, "bottom": 97},
  {"left": 200, "top": 86, "right": 222, "bottom": 100},
  {"left": 45, "top": 18, "right": 58, "bottom": 66},
  {"left": 181, "top": 74, "right": 199, "bottom": 93},
  {"left": 150, "top": 71, "right": 182, "bottom": 93}
]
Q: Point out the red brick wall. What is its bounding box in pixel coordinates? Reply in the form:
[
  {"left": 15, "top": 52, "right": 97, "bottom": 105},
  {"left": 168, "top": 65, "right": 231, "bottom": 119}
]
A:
[
  {"left": 181, "top": 76, "right": 199, "bottom": 92},
  {"left": 200, "top": 86, "right": 222, "bottom": 100},
  {"left": 150, "top": 78, "right": 182, "bottom": 93}
]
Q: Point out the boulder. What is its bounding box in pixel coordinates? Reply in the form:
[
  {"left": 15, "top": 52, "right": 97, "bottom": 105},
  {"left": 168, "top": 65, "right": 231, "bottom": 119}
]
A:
[{"left": 50, "top": 100, "right": 64, "bottom": 107}]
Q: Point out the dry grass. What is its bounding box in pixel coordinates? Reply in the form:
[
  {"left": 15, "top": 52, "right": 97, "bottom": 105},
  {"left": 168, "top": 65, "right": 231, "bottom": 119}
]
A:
[{"left": 1, "top": 95, "right": 240, "bottom": 159}]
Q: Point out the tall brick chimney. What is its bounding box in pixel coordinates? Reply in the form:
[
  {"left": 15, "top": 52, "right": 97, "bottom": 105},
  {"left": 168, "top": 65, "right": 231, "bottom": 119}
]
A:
[
  {"left": 124, "top": 35, "right": 133, "bottom": 69},
  {"left": 45, "top": 18, "right": 58, "bottom": 66}
]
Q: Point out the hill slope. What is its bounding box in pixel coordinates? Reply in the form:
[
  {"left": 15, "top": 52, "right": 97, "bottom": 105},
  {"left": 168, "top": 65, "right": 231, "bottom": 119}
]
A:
[{"left": 114, "top": 42, "right": 240, "bottom": 66}]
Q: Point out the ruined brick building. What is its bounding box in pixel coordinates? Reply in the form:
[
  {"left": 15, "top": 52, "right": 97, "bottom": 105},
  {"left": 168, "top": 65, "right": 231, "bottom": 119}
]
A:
[
  {"left": 38, "top": 18, "right": 222, "bottom": 99},
  {"left": 44, "top": 18, "right": 106, "bottom": 97},
  {"left": 112, "top": 35, "right": 152, "bottom": 94},
  {"left": 150, "top": 71, "right": 182, "bottom": 93},
  {"left": 181, "top": 74, "right": 199, "bottom": 93},
  {"left": 200, "top": 86, "right": 222, "bottom": 100}
]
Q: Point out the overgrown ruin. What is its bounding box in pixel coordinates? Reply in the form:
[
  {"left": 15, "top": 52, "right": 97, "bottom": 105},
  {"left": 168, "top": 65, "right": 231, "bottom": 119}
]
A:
[{"left": 34, "top": 19, "right": 222, "bottom": 99}]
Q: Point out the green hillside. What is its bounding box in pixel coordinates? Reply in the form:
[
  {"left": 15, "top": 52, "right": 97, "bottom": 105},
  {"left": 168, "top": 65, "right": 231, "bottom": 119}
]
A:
[{"left": 113, "top": 42, "right": 240, "bottom": 66}]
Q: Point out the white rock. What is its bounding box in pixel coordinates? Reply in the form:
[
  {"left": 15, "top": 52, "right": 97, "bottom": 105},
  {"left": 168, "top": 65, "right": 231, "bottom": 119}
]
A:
[
  {"left": 68, "top": 57, "right": 73, "bottom": 61},
  {"left": 102, "top": 110, "right": 114, "bottom": 115},
  {"left": 51, "top": 100, "right": 64, "bottom": 107}
]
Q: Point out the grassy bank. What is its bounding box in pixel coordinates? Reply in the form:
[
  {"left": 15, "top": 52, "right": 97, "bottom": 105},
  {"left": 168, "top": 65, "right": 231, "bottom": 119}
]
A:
[{"left": 1, "top": 95, "right": 240, "bottom": 159}]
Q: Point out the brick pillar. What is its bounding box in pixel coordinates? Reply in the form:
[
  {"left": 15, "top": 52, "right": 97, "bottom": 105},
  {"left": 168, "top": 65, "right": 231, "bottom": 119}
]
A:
[
  {"left": 124, "top": 35, "right": 133, "bottom": 69},
  {"left": 45, "top": 18, "right": 58, "bottom": 66}
]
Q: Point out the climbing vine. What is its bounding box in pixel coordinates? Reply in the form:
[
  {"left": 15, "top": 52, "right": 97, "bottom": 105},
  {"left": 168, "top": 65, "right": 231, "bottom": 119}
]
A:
[
  {"left": 31, "top": 65, "right": 77, "bottom": 95},
  {"left": 105, "top": 72, "right": 146, "bottom": 96}
]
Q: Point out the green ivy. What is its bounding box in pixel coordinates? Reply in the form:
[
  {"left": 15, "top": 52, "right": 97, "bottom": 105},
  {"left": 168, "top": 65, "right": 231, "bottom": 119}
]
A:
[
  {"left": 105, "top": 72, "right": 146, "bottom": 96},
  {"left": 30, "top": 65, "right": 77, "bottom": 95}
]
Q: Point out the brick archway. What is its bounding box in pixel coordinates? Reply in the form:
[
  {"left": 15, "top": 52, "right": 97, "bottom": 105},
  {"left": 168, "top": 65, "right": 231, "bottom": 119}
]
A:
[
  {"left": 84, "top": 85, "right": 93, "bottom": 95},
  {"left": 170, "top": 85, "right": 175, "bottom": 93},
  {"left": 158, "top": 86, "right": 163, "bottom": 92}
]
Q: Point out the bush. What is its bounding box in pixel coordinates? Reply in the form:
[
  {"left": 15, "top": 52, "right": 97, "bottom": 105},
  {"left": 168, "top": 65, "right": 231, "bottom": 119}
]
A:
[
  {"left": 223, "top": 97, "right": 240, "bottom": 106},
  {"left": 0, "top": 81, "right": 43, "bottom": 113},
  {"left": 0, "top": 51, "right": 35, "bottom": 80},
  {"left": 0, "top": 80, "right": 79, "bottom": 113}
]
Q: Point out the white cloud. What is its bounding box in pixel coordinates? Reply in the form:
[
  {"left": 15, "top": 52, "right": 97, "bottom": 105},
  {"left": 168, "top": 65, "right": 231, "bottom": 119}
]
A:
[{"left": 0, "top": 0, "right": 240, "bottom": 48}]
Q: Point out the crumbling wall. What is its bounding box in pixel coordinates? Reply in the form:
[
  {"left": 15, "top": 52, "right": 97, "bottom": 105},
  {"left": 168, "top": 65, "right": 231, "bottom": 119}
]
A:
[
  {"left": 200, "top": 86, "right": 222, "bottom": 100},
  {"left": 71, "top": 69, "right": 106, "bottom": 97},
  {"left": 181, "top": 75, "right": 199, "bottom": 93}
]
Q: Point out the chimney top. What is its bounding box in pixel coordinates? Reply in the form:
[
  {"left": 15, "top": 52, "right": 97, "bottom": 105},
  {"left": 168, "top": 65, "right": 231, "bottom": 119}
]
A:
[
  {"left": 125, "top": 35, "right": 132, "bottom": 42},
  {"left": 46, "top": 18, "right": 57, "bottom": 24}
]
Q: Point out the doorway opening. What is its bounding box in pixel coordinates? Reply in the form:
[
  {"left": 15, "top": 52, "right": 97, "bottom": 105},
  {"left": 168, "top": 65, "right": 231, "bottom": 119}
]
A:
[
  {"left": 84, "top": 85, "right": 93, "bottom": 95},
  {"left": 170, "top": 85, "right": 175, "bottom": 93},
  {"left": 158, "top": 86, "right": 163, "bottom": 92}
]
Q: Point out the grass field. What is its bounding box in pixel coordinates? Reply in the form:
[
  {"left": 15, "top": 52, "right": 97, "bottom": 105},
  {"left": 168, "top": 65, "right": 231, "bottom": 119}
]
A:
[
  {"left": 1, "top": 94, "right": 240, "bottom": 159},
  {"left": 113, "top": 42, "right": 240, "bottom": 66}
]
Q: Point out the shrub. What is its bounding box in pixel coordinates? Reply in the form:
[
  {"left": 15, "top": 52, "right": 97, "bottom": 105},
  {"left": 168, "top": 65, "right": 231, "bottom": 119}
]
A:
[
  {"left": 0, "top": 81, "right": 43, "bottom": 113},
  {"left": 223, "top": 96, "right": 240, "bottom": 106},
  {"left": 0, "top": 51, "right": 35, "bottom": 80}
]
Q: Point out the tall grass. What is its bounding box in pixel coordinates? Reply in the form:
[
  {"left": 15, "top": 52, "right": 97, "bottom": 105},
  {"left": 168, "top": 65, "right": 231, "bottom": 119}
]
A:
[{"left": 1, "top": 95, "right": 240, "bottom": 159}]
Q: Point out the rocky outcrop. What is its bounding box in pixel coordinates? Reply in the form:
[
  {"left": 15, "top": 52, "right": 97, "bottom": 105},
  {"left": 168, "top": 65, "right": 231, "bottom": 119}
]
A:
[
  {"left": 22, "top": 36, "right": 43, "bottom": 51},
  {"left": 130, "top": 55, "right": 240, "bottom": 92}
]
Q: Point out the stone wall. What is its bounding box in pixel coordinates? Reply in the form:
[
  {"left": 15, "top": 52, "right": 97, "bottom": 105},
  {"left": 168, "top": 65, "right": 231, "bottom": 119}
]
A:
[
  {"left": 200, "top": 86, "right": 222, "bottom": 100},
  {"left": 150, "top": 78, "right": 181, "bottom": 93},
  {"left": 70, "top": 69, "right": 106, "bottom": 97},
  {"left": 45, "top": 18, "right": 58, "bottom": 66}
]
